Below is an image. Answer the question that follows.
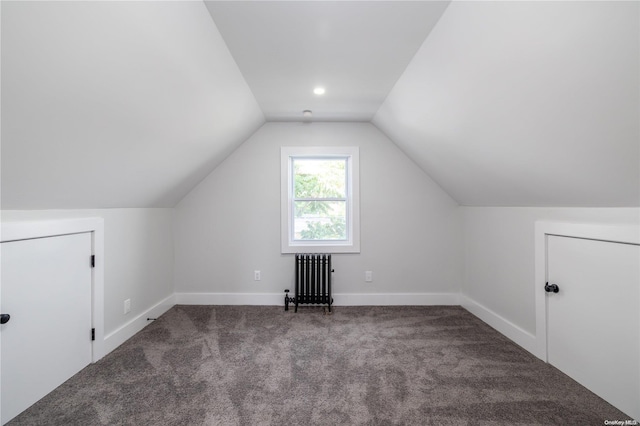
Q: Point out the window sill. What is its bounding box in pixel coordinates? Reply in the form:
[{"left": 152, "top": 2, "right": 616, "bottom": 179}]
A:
[{"left": 281, "top": 242, "right": 360, "bottom": 254}]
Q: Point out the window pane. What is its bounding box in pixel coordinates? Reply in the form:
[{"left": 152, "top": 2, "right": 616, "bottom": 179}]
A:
[
  {"left": 293, "top": 201, "right": 346, "bottom": 240},
  {"left": 293, "top": 158, "right": 346, "bottom": 198}
]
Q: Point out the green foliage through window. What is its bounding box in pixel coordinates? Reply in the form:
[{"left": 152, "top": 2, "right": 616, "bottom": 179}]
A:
[{"left": 293, "top": 158, "right": 347, "bottom": 241}]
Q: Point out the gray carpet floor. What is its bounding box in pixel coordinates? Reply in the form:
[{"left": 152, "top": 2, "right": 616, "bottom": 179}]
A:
[{"left": 8, "top": 305, "right": 632, "bottom": 425}]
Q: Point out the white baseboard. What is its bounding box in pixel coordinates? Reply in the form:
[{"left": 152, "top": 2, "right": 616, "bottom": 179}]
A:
[
  {"left": 175, "top": 292, "right": 283, "bottom": 305},
  {"left": 101, "top": 294, "right": 176, "bottom": 358},
  {"left": 334, "top": 293, "right": 459, "bottom": 305},
  {"left": 100, "top": 292, "right": 538, "bottom": 362},
  {"left": 460, "top": 294, "right": 539, "bottom": 357},
  {"left": 174, "top": 292, "right": 460, "bottom": 306}
]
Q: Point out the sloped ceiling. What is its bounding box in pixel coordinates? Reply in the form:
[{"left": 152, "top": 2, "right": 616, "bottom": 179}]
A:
[
  {"left": 204, "top": 0, "right": 449, "bottom": 122},
  {"left": 2, "top": 1, "right": 638, "bottom": 209},
  {"left": 374, "top": 1, "right": 640, "bottom": 207},
  {"left": 1, "top": 1, "right": 264, "bottom": 209}
]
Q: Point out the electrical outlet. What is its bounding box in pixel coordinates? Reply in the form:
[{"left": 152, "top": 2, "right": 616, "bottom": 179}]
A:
[
  {"left": 124, "top": 299, "right": 131, "bottom": 314},
  {"left": 365, "top": 271, "right": 373, "bottom": 282},
  {"left": 254, "top": 270, "right": 261, "bottom": 281}
]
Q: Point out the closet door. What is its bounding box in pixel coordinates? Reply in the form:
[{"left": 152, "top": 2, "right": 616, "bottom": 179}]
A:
[
  {"left": 1, "top": 232, "right": 93, "bottom": 424},
  {"left": 547, "top": 235, "right": 639, "bottom": 420}
]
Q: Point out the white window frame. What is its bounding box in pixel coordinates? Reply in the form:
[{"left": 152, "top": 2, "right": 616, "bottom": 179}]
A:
[{"left": 281, "top": 146, "right": 360, "bottom": 254}]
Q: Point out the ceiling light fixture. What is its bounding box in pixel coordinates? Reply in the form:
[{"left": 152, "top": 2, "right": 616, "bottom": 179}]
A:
[
  {"left": 313, "top": 87, "right": 325, "bottom": 95},
  {"left": 303, "top": 110, "right": 312, "bottom": 118}
]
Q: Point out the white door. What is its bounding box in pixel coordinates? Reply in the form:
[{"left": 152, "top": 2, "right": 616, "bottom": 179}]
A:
[
  {"left": 547, "top": 235, "right": 639, "bottom": 420},
  {"left": 0, "top": 232, "right": 93, "bottom": 424}
]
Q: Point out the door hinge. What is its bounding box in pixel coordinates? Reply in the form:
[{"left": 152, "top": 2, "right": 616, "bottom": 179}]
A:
[
  {"left": 91, "top": 255, "right": 95, "bottom": 268},
  {"left": 91, "top": 328, "right": 95, "bottom": 341}
]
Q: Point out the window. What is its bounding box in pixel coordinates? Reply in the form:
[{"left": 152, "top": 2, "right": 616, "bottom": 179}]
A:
[{"left": 281, "top": 146, "right": 360, "bottom": 253}]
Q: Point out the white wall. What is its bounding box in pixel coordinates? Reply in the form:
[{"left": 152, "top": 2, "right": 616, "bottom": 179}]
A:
[
  {"left": 1, "top": 209, "right": 174, "bottom": 338},
  {"left": 462, "top": 207, "right": 640, "bottom": 340},
  {"left": 174, "top": 122, "right": 462, "bottom": 303}
]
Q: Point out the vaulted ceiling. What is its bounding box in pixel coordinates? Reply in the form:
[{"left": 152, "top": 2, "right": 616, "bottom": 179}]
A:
[
  {"left": 204, "top": 1, "right": 449, "bottom": 122},
  {"left": 1, "top": 1, "right": 264, "bottom": 208},
  {"left": 2, "top": 1, "right": 638, "bottom": 209},
  {"left": 374, "top": 1, "right": 639, "bottom": 207}
]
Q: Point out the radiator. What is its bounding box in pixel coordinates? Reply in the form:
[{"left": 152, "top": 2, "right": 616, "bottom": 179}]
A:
[{"left": 284, "top": 254, "right": 333, "bottom": 312}]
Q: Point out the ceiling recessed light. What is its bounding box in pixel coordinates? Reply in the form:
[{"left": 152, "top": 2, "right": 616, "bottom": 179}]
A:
[{"left": 313, "top": 87, "right": 325, "bottom": 95}]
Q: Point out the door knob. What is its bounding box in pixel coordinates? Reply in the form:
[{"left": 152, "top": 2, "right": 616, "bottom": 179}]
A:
[
  {"left": 545, "top": 282, "right": 559, "bottom": 293},
  {"left": 0, "top": 314, "right": 10, "bottom": 324}
]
